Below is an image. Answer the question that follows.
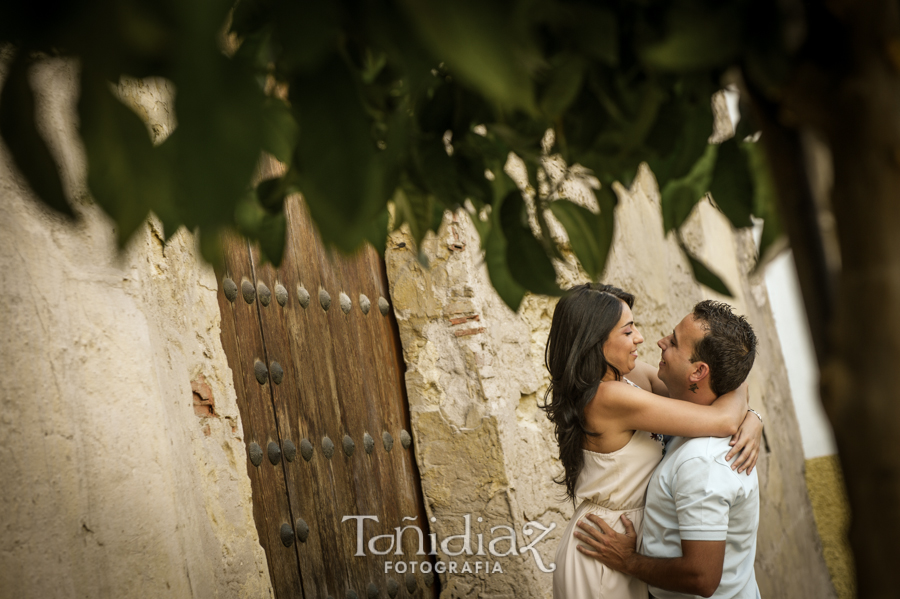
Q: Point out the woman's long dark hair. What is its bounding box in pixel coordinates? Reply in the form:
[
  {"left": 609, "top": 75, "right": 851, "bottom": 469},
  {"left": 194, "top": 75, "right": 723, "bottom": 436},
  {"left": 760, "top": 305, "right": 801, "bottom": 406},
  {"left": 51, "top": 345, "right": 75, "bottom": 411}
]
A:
[{"left": 540, "top": 283, "right": 635, "bottom": 501}]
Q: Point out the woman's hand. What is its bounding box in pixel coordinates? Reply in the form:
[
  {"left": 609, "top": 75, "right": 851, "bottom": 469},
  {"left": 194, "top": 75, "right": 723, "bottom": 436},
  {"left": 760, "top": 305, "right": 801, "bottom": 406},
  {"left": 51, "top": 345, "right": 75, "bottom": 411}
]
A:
[{"left": 726, "top": 410, "right": 763, "bottom": 474}]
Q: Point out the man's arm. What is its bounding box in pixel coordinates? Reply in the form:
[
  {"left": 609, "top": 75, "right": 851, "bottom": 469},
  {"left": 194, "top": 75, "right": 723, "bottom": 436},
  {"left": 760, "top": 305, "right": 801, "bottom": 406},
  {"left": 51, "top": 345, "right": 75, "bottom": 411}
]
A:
[{"left": 575, "top": 515, "right": 725, "bottom": 598}]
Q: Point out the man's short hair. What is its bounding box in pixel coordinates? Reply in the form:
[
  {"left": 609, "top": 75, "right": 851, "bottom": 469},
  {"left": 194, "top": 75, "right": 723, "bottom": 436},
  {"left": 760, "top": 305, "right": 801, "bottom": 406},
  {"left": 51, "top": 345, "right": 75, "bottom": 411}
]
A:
[{"left": 690, "top": 300, "right": 758, "bottom": 395}]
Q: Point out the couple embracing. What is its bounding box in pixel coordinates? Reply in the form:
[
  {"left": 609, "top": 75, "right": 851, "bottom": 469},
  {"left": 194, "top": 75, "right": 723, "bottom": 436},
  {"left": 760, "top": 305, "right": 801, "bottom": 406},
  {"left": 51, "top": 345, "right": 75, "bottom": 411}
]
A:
[{"left": 544, "top": 284, "right": 763, "bottom": 599}]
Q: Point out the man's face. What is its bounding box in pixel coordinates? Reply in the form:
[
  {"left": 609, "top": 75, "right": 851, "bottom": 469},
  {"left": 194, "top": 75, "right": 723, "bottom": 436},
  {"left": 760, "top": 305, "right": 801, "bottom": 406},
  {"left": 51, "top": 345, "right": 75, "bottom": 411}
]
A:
[{"left": 657, "top": 313, "right": 708, "bottom": 397}]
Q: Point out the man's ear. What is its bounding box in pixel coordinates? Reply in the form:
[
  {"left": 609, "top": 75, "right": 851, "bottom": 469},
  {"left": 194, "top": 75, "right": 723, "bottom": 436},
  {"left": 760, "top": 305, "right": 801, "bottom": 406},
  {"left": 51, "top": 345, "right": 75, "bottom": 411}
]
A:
[{"left": 689, "top": 362, "right": 710, "bottom": 383}]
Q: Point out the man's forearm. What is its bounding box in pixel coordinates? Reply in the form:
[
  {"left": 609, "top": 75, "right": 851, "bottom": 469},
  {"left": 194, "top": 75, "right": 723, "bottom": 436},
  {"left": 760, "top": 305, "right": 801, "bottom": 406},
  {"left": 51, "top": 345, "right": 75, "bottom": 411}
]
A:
[{"left": 623, "top": 553, "right": 717, "bottom": 598}]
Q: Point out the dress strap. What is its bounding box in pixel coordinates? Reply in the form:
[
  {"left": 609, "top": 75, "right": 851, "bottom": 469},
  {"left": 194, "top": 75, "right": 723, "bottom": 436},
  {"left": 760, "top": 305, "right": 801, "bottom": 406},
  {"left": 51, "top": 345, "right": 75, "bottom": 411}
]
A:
[{"left": 622, "top": 377, "right": 641, "bottom": 389}]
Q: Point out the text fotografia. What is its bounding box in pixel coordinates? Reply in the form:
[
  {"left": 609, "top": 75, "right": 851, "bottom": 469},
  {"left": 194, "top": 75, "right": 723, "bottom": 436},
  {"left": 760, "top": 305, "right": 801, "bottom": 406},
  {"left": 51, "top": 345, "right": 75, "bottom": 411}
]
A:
[{"left": 342, "top": 514, "right": 557, "bottom": 573}]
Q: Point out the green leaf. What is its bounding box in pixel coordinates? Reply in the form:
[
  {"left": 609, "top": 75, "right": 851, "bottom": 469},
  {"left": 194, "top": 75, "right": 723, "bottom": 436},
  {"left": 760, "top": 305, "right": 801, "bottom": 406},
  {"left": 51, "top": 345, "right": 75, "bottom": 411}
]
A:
[
  {"left": 234, "top": 188, "right": 287, "bottom": 267},
  {"left": 198, "top": 226, "right": 225, "bottom": 269},
  {"left": 360, "top": 48, "right": 388, "bottom": 84},
  {"left": 414, "top": 138, "right": 464, "bottom": 208},
  {"left": 168, "top": 54, "right": 266, "bottom": 233},
  {"left": 499, "top": 191, "right": 561, "bottom": 296},
  {"left": 231, "top": 0, "right": 275, "bottom": 37},
  {"left": 362, "top": 207, "right": 391, "bottom": 253},
  {"left": 648, "top": 87, "right": 715, "bottom": 191},
  {"left": 417, "top": 81, "right": 455, "bottom": 135},
  {"left": 532, "top": 3, "right": 618, "bottom": 66},
  {"left": 401, "top": 0, "right": 538, "bottom": 113},
  {"left": 550, "top": 199, "right": 609, "bottom": 279},
  {"left": 682, "top": 244, "right": 733, "bottom": 297},
  {"left": 467, "top": 205, "right": 491, "bottom": 247},
  {"left": 270, "top": 2, "right": 339, "bottom": 74},
  {"left": 234, "top": 190, "right": 266, "bottom": 236},
  {"left": 257, "top": 211, "right": 287, "bottom": 267},
  {"left": 660, "top": 144, "right": 718, "bottom": 232},
  {"left": 745, "top": 140, "right": 782, "bottom": 258},
  {"left": 233, "top": 29, "right": 274, "bottom": 72},
  {"left": 486, "top": 123, "right": 543, "bottom": 163},
  {"left": 430, "top": 201, "right": 447, "bottom": 232},
  {"left": 575, "top": 151, "right": 640, "bottom": 192},
  {"left": 549, "top": 199, "right": 600, "bottom": 278},
  {"left": 255, "top": 176, "right": 290, "bottom": 213},
  {"left": 79, "top": 68, "right": 177, "bottom": 246},
  {"left": 539, "top": 53, "right": 585, "bottom": 119},
  {"left": 709, "top": 137, "right": 754, "bottom": 228},
  {"left": 0, "top": 53, "right": 73, "bottom": 217},
  {"left": 484, "top": 196, "right": 526, "bottom": 312},
  {"left": 569, "top": 6, "right": 618, "bottom": 65},
  {"left": 643, "top": 92, "right": 682, "bottom": 158},
  {"left": 393, "top": 183, "right": 435, "bottom": 247},
  {"left": 558, "top": 82, "right": 602, "bottom": 158},
  {"left": 290, "top": 55, "right": 394, "bottom": 253},
  {"left": 732, "top": 94, "right": 761, "bottom": 142},
  {"left": 594, "top": 185, "right": 617, "bottom": 274},
  {"left": 639, "top": 4, "right": 743, "bottom": 72},
  {"left": 455, "top": 146, "right": 493, "bottom": 206},
  {"left": 621, "top": 79, "right": 667, "bottom": 154},
  {"left": 261, "top": 97, "right": 298, "bottom": 164}
]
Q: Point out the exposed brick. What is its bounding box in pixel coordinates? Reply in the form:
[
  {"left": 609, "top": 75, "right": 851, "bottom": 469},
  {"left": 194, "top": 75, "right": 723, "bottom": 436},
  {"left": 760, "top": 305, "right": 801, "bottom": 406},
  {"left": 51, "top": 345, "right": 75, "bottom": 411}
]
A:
[
  {"left": 453, "top": 327, "right": 485, "bottom": 337},
  {"left": 449, "top": 314, "right": 481, "bottom": 325},
  {"left": 194, "top": 402, "right": 214, "bottom": 418},
  {"left": 191, "top": 374, "right": 213, "bottom": 401},
  {"left": 191, "top": 374, "right": 216, "bottom": 417}
]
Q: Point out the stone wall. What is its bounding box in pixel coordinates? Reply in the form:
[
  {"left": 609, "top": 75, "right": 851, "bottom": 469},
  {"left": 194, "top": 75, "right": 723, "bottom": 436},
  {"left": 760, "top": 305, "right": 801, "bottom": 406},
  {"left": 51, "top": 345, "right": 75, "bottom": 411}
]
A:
[
  {"left": 0, "top": 58, "right": 271, "bottom": 598},
  {"left": 385, "top": 162, "right": 836, "bottom": 598},
  {"left": 0, "top": 50, "right": 836, "bottom": 599}
]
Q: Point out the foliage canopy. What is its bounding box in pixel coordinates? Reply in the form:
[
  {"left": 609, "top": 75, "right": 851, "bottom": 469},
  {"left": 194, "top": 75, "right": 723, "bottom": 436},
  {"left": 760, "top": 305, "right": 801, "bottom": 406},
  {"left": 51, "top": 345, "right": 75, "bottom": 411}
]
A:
[{"left": 0, "top": 0, "right": 786, "bottom": 310}]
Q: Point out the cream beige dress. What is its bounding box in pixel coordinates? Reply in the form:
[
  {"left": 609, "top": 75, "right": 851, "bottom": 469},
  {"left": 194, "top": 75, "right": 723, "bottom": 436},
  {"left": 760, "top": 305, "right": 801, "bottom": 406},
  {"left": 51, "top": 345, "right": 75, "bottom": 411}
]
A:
[{"left": 553, "top": 380, "right": 666, "bottom": 599}]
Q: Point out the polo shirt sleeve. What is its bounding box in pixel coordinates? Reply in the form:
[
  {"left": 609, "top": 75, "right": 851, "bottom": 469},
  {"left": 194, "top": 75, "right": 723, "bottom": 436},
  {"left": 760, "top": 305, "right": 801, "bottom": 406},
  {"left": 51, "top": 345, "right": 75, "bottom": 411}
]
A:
[{"left": 671, "top": 455, "right": 740, "bottom": 541}]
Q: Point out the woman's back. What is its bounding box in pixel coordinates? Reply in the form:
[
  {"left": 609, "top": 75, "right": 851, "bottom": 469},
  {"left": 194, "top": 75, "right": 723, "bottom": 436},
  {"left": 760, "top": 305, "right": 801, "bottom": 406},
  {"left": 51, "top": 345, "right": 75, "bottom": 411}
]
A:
[
  {"left": 553, "top": 426, "right": 664, "bottom": 599},
  {"left": 575, "top": 430, "right": 664, "bottom": 511}
]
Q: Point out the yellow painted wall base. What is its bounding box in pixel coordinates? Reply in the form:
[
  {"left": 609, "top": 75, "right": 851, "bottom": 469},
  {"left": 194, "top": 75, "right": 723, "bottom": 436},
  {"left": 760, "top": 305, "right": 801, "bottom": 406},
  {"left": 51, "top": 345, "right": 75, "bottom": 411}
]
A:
[{"left": 805, "top": 455, "right": 855, "bottom": 599}]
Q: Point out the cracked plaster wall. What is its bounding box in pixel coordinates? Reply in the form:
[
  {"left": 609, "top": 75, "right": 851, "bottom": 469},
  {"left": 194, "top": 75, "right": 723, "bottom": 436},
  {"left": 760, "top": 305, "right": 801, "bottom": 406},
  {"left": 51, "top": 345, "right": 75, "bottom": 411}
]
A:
[
  {"left": 0, "top": 58, "right": 271, "bottom": 598},
  {"left": 385, "top": 159, "right": 835, "bottom": 598}
]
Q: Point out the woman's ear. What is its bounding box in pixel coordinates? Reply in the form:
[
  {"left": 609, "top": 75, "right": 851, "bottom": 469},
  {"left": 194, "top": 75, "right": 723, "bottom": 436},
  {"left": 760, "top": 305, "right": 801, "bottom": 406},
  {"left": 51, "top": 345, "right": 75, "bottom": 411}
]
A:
[{"left": 690, "top": 362, "right": 710, "bottom": 383}]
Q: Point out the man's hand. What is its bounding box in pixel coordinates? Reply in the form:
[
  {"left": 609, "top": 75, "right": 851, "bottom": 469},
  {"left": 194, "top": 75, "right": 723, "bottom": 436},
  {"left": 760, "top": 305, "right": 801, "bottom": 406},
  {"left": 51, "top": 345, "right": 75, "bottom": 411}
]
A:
[
  {"left": 573, "top": 514, "right": 637, "bottom": 573},
  {"left": 575, "top": 513, "right": 727, "bottom": 597}
]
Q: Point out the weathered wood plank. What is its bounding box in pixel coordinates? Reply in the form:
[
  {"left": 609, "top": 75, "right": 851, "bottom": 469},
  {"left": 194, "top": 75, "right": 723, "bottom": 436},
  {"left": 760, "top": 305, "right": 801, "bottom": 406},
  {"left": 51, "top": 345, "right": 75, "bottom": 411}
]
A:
[
  {"left": 217, "top": 237, "right": 304, "bottom": 599},
  {"left": 327, "top": 247, "right": 400, "bottom": 593},
  {"left": 249, "top": 238, "right": 341, "bottom": 599},
  {"left": 355, "top": 246, "right": 439, "bottom": 598},
  {"left": 288, "top": 202, "right": 373, "bottom": 597},
  {"left": 218, "top": 172, "right": 438, "bottom": 597}
]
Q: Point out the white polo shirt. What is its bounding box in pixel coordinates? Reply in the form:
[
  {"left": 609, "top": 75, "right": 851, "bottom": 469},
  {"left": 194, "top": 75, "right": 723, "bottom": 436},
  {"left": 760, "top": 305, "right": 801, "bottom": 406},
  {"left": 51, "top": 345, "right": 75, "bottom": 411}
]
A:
[{"left": 641, "top": 436, "right": 761, "bottom": 599}]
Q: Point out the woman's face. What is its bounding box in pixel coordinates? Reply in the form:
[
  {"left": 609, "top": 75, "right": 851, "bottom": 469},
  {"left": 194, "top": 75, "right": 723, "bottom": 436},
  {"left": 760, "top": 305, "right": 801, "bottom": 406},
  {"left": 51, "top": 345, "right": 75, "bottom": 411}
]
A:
[{"left": 602, "top": 301, "right": 643, "bottom": 379}]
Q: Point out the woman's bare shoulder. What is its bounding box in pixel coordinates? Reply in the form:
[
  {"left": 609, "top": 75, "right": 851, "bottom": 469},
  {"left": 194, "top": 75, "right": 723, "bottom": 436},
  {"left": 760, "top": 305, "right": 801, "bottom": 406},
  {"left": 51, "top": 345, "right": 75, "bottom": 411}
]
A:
[
  {"left": 585, "top": 381, "right": 631, "bottom": 433},
  {"left": 591, "top": 380, "right": 636, "bottom": 407},
  {"left": 591, "top": 378, "right": 662, "bottom": 419}
]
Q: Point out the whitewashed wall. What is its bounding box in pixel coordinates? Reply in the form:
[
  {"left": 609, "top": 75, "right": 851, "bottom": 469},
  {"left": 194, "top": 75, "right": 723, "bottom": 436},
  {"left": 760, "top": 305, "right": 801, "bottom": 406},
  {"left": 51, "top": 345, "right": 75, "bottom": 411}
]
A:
[{"left": 0, "top": 57, "right": 271, "bottom": 599}]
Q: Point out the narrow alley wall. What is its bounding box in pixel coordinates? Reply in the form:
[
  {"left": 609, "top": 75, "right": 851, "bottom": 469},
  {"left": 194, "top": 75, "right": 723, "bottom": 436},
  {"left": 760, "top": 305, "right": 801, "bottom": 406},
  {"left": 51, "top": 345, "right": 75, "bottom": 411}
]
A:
[
  {"left": 0, "top": 57, "right": 271, "bottom": 599},
  {"left": 385, "top": 159, "right": 837, "bottom": 598}
]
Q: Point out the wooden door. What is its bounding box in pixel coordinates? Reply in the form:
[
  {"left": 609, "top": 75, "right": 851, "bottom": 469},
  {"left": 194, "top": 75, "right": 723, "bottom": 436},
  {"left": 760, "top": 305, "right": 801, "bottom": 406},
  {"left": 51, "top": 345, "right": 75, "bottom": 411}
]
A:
[{"left": 216, "top": 196, "right": 437, "bottom": 599}]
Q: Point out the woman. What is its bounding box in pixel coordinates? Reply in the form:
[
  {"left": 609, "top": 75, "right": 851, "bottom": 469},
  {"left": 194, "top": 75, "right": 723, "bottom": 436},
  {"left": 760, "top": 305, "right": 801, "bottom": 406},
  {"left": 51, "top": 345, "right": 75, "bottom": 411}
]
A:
[{"left": 543, "top": 283, "right": 762, "bottom": 599}]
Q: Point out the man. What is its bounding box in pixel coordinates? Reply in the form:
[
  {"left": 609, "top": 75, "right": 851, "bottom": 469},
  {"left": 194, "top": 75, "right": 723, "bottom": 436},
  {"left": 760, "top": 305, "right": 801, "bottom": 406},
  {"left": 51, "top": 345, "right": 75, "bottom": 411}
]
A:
[{"left": 575, "top": 300, "right": 761, "bottom": 598}]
